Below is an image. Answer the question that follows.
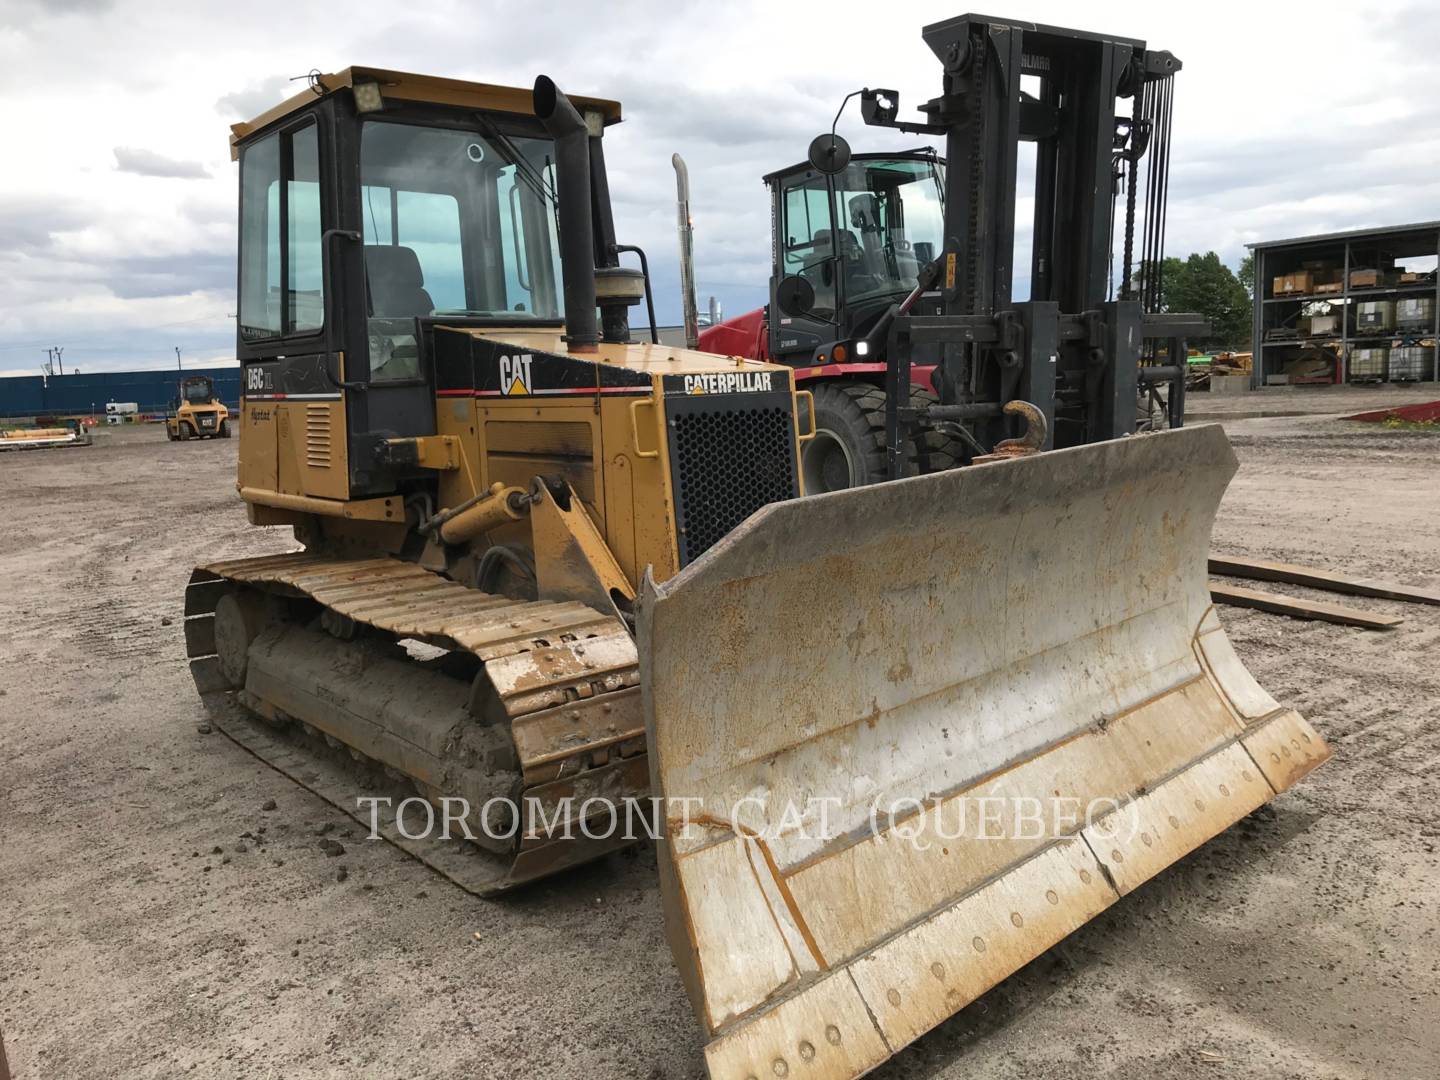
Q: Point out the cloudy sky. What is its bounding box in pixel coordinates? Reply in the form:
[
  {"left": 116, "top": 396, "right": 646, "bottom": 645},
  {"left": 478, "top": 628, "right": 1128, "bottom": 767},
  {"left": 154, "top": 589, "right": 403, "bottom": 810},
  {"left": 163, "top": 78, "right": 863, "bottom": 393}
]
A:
[{"left": 1, "top": 0, "right": 1437, "bottom": 375}]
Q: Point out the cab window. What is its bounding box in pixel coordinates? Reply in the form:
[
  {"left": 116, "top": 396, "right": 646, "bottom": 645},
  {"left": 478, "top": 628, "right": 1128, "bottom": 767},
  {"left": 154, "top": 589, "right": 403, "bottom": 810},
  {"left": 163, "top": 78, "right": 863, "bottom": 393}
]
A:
[
  {"left": 238, "top": 121, "right": 324, "bottom": 341},
  {"left": 782, "top": 180, "right": 841, "bottom": 317},
  {"left": 358, "top": 119, "right": 565, "bottom": 383}
]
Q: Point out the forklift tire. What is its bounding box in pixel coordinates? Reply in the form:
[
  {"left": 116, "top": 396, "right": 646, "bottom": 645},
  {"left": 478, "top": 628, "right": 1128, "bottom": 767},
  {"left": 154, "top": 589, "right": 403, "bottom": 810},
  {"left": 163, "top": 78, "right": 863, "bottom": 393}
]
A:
[
  {"left": 908, "top": 386, "right": 969, "bottom": 473},
  {"left": 167, "top": 428, "right": 179, "bottom": 442},
  {"left": 800, "top": 382, "right": 971, "bottom": 493},
  {"left": 178, "top": 423, "right": 191, "bottom": 441},
  {"left": 219, "top": 419, "right": 231, "bottom": 439},
  {"left": 802, "top": 383, "right": 890, "bottom": 493}
]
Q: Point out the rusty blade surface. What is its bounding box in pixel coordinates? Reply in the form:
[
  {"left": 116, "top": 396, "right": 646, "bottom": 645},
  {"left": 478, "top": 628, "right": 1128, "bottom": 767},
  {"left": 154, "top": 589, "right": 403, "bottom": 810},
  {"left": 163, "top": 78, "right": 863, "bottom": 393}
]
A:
[{"left": 638, "top": 425, "right": 1329, "bottom": 1080}]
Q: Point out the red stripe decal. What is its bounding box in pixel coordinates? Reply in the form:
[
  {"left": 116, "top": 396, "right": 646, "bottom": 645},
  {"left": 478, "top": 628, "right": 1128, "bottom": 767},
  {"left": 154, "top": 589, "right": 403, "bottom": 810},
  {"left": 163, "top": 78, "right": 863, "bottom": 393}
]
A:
[{"left": 436, "top": 386, "right": 648, "bottom": 398}]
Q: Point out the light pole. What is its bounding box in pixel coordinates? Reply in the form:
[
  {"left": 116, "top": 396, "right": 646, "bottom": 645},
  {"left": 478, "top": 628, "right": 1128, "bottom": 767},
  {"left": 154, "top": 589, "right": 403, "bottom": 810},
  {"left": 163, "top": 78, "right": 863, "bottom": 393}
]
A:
[{"left": 175, "top": 346, "right": 183, "bottom": 371}]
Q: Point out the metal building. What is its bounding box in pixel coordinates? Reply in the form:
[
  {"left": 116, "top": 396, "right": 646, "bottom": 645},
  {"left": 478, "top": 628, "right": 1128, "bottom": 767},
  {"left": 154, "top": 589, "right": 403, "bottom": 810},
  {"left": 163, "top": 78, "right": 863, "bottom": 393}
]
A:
[
  {"left": 0, "top": 366, "right": 241, "bottom": 419},
  {"left": 1249, "top": 222, "right": 1440, "bottom": 387}
]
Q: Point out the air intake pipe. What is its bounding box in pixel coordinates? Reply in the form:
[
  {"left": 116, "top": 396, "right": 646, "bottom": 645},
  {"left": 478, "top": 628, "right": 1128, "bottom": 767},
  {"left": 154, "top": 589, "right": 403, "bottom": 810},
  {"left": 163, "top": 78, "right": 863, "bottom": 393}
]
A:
[{"left": 533, "top": 75, "right": 599, "bottom": 352}]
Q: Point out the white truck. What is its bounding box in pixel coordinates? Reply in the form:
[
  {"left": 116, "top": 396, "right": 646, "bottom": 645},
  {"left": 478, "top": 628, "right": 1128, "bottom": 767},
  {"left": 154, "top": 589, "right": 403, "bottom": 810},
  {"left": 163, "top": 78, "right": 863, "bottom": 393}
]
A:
[{"left": 104, "top": 401, "right": 139, "bottom": 425}]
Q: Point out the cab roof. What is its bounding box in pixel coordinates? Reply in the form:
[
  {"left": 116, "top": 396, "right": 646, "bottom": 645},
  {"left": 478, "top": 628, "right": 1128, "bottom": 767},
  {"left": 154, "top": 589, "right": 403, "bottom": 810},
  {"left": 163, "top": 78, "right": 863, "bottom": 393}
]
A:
[
  {"left": 229, "top": 66, "right": 623, "bottom": 156},
  {"left": 761, "top": 148, "right": 942, "bottom": 185}
]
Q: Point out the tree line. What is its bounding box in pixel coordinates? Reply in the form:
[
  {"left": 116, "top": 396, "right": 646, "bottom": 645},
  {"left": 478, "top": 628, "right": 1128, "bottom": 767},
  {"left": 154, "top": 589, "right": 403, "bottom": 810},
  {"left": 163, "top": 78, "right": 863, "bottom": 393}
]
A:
[{"left": 1135, "top": 252, "right": 1254, "bottom": 353}]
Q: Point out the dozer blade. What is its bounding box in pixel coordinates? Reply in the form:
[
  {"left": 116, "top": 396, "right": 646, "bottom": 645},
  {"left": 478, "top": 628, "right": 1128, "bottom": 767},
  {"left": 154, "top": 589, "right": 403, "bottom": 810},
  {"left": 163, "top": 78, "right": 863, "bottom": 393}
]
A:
[{"left": 637, "top": 424, "right": 1329, "bottom": 1080}]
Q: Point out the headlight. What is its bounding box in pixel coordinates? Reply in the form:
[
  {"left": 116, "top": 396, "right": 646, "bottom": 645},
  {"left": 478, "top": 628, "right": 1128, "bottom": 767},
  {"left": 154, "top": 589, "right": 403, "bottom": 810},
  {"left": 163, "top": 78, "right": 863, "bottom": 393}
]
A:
[{"left": 352, "top": 81, "right": 384, "bottom": 113}]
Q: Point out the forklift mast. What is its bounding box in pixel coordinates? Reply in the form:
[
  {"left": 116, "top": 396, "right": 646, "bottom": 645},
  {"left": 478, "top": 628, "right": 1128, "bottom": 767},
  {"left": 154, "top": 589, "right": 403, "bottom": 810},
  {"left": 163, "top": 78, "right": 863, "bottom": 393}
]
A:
[{"left": 858, "top": 14, "right": 1203, "bottom": 468}]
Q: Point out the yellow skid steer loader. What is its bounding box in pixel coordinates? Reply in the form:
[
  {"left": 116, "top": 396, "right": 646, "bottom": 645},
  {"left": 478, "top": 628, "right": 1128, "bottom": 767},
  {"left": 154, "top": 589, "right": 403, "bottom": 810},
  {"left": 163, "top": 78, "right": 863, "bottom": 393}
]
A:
[{"left": 186, "top": 27, "right": 1326, "bottom": 1079}]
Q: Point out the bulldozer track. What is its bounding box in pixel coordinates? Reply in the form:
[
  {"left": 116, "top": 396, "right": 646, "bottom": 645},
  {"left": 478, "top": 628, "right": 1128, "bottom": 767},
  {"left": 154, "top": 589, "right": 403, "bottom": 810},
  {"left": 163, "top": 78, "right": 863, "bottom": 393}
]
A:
[{"left": 183, "top": 552, "right": 646, "bottom": 895}]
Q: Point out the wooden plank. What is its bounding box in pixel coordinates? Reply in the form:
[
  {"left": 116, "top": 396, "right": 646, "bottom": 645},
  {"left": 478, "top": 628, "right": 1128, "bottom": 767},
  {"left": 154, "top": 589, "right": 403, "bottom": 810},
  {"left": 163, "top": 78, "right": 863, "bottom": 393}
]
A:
[
  {"left": 1210, "top": 554, "right": 1440, "bottom": 606},
  {"left": 1210, "top": 583, "right": 1401, "bottom": 630}
]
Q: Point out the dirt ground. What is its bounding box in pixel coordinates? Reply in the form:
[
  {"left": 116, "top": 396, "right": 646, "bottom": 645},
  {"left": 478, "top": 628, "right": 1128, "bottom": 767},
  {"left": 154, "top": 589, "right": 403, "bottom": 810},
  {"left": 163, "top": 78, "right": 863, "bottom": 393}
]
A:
[{"left": 2, "top": 387, "right": 1437, "bottom": 1080}]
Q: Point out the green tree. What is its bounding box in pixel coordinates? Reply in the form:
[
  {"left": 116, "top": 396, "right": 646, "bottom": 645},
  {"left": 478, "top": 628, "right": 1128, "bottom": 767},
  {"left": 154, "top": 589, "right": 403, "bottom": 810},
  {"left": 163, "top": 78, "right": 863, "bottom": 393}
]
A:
[
  {"left": 1132, "top": 256, "right": 1184, "bottom": 312},
  {"left": 1137, "top": 252, "right": 1252, "bottom": 350}
]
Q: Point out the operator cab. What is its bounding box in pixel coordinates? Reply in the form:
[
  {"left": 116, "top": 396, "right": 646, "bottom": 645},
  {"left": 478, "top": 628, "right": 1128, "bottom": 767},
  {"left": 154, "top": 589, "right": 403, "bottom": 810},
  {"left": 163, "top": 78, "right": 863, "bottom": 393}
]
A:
[
  {"left": 229, "top": 68, "right": 620, "bottom": 499},
  {"left": 765, "top": 151, "right": 946, "bottom": 363},
  {"left": 180, "top": 375, "right": 216, "bottom": 406}
]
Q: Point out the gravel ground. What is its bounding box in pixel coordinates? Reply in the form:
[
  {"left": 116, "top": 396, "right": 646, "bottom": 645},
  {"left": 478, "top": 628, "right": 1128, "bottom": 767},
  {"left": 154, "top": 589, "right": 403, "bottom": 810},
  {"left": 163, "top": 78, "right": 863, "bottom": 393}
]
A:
[
  {"left": 1186, "top": 380, "right": 1440, "bottom": 419},
  {"left": 1, "top": 391, "right": 1437, "bottom": 1080}
]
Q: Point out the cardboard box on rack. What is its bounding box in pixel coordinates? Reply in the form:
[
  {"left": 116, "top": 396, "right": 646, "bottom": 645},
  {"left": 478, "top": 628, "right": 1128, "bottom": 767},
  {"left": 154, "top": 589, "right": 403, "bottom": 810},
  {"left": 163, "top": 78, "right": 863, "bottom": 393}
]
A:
[{"left": 1272, "top": 271, "right": 1314, "bottom": 295}]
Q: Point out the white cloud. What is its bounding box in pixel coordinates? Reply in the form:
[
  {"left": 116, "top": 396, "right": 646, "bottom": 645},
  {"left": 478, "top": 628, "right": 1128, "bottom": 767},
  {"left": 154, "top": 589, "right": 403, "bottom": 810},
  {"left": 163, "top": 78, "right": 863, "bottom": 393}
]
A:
[
  {"left": 0, "top": 0, "right": 1437, "bottom": 375},
  {"left": 113, "top": 146, "right": 210, "bottom": 179}
]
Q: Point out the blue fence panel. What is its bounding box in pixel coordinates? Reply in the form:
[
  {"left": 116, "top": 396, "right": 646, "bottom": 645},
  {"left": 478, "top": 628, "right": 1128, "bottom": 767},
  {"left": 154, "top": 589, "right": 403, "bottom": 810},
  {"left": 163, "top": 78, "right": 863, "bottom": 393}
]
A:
[
  {"left": 0, "top": 376, "right": 47, "bottom": 416},
  {"left": 0, "top": 367, "right": 242, "bottom": 416}
]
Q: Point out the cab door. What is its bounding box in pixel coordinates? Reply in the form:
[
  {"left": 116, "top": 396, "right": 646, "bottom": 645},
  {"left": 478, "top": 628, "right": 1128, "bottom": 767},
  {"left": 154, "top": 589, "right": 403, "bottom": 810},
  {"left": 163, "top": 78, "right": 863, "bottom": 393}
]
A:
[
  {"left": 235, "top": 113, "right": 346, "bottom": 500},
  {"left": 769, "top": 172, "right": 839, "bottom": 363}
]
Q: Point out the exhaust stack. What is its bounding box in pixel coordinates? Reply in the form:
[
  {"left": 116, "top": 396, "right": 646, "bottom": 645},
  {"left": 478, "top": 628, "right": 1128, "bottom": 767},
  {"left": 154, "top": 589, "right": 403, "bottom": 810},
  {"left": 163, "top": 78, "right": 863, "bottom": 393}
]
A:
[
  {"left": 533, "top": 75, "right": 599, "bottom": 353},
  {"left": 672, "top": 154, "right": 700, "bottom": 349}
]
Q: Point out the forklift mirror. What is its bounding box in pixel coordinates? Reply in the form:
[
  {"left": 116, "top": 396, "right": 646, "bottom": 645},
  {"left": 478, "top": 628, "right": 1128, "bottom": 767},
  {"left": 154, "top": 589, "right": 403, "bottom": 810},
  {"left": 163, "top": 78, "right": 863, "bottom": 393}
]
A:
[
  {"left": 807, "top": 132, "right": 851, "bottom": 175},
  {"left": 776, "top": 274, "right": 817, "bottom": 318}
]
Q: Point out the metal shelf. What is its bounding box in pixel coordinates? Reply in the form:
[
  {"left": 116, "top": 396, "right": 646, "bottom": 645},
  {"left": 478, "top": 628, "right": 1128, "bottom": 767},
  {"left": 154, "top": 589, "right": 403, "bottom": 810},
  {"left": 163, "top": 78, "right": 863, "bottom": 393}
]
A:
[
  {"left": 1348, "top": 332, "right": 1434, "bottom": 344},
  {"left": 1348, "top": 283, "right": 1437, "bottom": 298},
  {"left": 1262, "top": 284, "right": 1436, "bottom": 304},
  {"left": 1258, "top": 336, "right": 1342, "bottom": 349},
  {"left": 1252, "top": 225, "right": 1440, "bottom": 384},
  {"left": 1263, "top": 293, "right": 1342, "bottom": 305}
]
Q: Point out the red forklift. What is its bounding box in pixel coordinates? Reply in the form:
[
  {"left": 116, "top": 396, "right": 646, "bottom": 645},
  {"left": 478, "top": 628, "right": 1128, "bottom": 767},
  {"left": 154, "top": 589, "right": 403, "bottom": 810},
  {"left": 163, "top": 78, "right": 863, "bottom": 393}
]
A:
[
  {"left": 700, "top": 149, "right": 962, "bottom": 491},
  {"left": 699, "top": 14, "right": 1198, "bottom": 490}
]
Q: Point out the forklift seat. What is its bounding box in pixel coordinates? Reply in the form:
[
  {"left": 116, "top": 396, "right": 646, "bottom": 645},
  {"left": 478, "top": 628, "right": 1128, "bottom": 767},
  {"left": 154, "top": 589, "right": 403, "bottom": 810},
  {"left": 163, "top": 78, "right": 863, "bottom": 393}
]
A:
[{"left": 364, "top": 245, "right": 435, "bottom": 318}]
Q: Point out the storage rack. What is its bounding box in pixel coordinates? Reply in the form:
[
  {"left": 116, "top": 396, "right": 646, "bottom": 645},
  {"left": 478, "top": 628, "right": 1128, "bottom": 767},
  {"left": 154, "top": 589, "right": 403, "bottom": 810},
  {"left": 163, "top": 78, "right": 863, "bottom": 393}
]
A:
[{"left": 1248, "top": 222, "right": 1440, "bottom": 387}]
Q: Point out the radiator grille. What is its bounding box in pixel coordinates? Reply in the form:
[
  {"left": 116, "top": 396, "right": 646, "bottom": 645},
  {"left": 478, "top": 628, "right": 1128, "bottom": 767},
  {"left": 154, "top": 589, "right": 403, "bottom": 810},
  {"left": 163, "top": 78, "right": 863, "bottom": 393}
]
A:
[
  {"left": 667, "top": 395, "right": 799, "bottom": 565},
  {"left": 304, "top": 403, "right": 333, "bottom": 469}
]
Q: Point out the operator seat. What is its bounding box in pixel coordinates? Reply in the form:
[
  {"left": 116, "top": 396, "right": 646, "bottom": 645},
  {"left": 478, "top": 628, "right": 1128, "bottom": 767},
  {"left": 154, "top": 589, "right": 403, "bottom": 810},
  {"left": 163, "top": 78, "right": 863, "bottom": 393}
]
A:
[
  {"left": 847, "top": 194, "right": 887, "bottom": 279},
  {"left": 364, "top": 244, "right": 435, "bottom": 318}
]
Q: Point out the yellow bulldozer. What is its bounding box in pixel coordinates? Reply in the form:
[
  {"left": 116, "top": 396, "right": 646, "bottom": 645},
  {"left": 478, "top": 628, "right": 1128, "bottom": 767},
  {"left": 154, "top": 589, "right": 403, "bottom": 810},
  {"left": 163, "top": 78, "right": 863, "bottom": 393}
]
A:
[
  {"left": 186, "top": 20, "right": 1327, "bottom": 1078},
  {"left": 166, "top": 374, "right": 231, "bottom": 440}
]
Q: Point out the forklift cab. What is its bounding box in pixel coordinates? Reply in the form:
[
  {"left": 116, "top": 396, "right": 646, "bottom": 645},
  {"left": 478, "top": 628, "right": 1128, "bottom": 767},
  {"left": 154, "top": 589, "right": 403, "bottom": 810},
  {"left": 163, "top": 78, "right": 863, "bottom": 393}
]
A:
[
  {"left": 765, "top": 151, "right": 946, "bottom": 364},
  {"left": 229, "top": 68, "right": 621, "bottom": 503},
  {"left": 176, "top": 375, "right": 216, "bottom": 409}
]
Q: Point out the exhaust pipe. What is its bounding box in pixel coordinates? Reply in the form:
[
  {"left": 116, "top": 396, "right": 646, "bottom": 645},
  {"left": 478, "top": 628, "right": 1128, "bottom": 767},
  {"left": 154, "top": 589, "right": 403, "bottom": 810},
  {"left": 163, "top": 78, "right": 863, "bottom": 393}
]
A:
[
  {"left": 533, "top": 76, "right": 599, "bottom": 353},
  {"left": 672, "top": 153, "right": 700, "bottom": 349}
]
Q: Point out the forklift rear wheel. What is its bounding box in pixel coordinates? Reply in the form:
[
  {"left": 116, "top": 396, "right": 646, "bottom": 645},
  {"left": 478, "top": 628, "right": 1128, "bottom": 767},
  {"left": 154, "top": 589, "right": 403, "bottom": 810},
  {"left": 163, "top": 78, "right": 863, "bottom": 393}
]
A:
[{"left": 219, "top": 419, "right": 231, "bottom": 439}]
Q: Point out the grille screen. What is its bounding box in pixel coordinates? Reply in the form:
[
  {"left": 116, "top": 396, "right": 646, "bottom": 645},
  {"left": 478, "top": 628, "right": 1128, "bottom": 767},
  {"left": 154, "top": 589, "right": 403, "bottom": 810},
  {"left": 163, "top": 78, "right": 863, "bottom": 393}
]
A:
[{"left": 669, "top": 396, "right": 799, "bottom": 565}]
